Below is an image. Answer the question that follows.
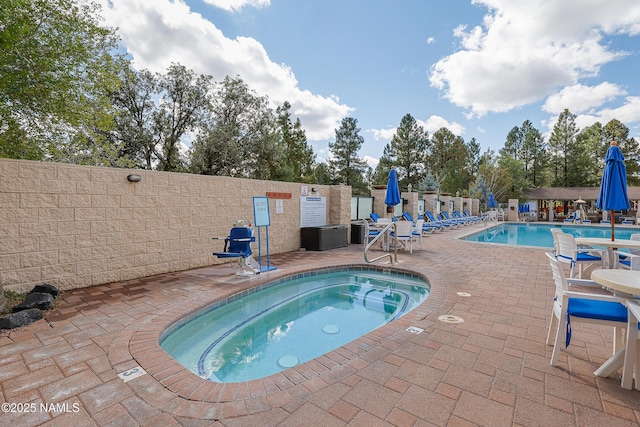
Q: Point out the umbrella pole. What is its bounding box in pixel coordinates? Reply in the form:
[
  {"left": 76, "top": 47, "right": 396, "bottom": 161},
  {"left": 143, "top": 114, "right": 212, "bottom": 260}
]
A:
[{"left": 611, "top": 209, "right": 615, "bottom": 241}]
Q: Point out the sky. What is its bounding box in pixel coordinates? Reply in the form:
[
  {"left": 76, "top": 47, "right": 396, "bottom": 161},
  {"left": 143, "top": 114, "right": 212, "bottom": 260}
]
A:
[{"left": 96, "top": 0, "right": 640, "bottom": 168}]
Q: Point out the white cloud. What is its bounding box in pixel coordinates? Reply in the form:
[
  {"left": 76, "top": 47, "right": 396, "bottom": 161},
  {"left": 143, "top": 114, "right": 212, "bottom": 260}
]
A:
[
  {"left": 97, "top": 0, "right": 352, "bottom": 140},
  {"left": 203, "top": 0, "right": 270, "bottom": 12},
  {"left": 426, "top": 37, "right": 436, "bottom": 44},
  {"left": 369, "top": 127, "right": 397, "bottom": 141},
  {"left": 430, "top": 0, "right": 640, "bottom": 116},
  {"left": 543, "top": 83, "right": 626, "bottom": 114},
  {"left": 418, "top": 116, "right": 465, "bottom": 136},
  {"left": 369, "top": 115, "right": 465, "bottom": 143},
  {"left": 363, "top": 155, "right": 379, "bottom": 169}
]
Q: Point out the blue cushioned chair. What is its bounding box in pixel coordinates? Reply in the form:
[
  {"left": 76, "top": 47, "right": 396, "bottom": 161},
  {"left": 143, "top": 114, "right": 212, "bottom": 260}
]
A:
[
  {"left": 545, "top": 253, "right": 627, "bottom": 367},
  {"left": 213, "top": 227, "right": 259, "bottom": 275}
]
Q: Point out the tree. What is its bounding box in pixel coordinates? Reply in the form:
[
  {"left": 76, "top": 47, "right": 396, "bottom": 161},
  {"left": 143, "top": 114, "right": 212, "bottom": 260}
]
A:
[
  {"left": 603, "top": 119, "right": 640, "bottom": 185},
  {"left": 384, "top": 114, "right": 429, "bottom": 191},
  {"left": 0, "top": 0, "right": 122, "bottom": 159},
  {"left": 109, "top": 65, "right": 158, "bottom": 169},
  {"left": 548, "top": 109, "right": 579, "bottom": 186},
  {"left": 427, "top": 128, "right": 469, "bottom": 194},
  {"left": 275, "top": 101, "right": 316, "bottom": 182},
  {"left": 155, "top": 64, "right": 212, "bottom": 172},
  {"left": 190, "top": 76, "right": 280, "bottom": 179},
  {"left": 327, "top": 117, "right": 368, "bottom": 194}
]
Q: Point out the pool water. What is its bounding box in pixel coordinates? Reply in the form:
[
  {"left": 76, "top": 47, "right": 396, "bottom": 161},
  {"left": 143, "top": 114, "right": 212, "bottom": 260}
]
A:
[
  {"left": 160, "top": 269, "right": 429, "bottom": 383},
  {"left": 463, "top": 223, "right": 640, "bottom": 248}
]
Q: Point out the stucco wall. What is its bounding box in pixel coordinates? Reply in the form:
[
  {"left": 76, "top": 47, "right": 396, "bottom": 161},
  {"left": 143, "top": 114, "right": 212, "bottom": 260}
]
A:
[{"left": 0, "top": 159, "right": 348, "bottom": 292}]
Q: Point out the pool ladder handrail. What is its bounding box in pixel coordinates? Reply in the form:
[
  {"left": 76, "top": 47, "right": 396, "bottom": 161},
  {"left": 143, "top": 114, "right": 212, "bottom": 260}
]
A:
[{"left": 364, "top": 221, "right": 397, "bottom": 264}]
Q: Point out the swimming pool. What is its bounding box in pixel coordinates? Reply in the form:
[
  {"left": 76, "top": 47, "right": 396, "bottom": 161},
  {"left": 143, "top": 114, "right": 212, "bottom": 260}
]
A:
[
  {"left": 463, "top": 223, "right": 640, "bottom": 248},
  {"left": 159, "top": 268, "right": 429, "bottom": 383}
]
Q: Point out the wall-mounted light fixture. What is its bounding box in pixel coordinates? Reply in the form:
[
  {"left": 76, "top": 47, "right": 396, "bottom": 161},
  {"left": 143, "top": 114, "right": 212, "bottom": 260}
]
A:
[
  {"left": 463, "top": 201, "right": 467, "bottom": 207},
  {"left": 311, "top": 187, "right": 317, "bottom": 193},
  {"left": 441, "top": 201, "right": 445, "bottom": 206},
  {"left": 510, "top": 206, "right": 515, "bottom": 210},
  {"left": 127, "top": 174, "right": 142, "bottom": 183}
]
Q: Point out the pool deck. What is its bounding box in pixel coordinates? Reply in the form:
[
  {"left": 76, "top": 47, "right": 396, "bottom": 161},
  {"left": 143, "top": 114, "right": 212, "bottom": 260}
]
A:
[{"left": 2, "top": 222, "right": 640, "bottom": 426}]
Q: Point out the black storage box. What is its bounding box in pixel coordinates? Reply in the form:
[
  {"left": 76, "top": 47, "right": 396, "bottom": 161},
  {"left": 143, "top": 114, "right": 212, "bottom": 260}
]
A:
[
  {"left": 301, "top": 225, "right": 348, "bottom": 251},
  {"left": 350, "top": 222, "right": 365, "bottom": 244}
]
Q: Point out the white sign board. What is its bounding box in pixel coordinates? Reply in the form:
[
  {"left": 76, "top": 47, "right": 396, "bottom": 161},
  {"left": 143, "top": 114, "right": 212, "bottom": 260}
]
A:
[{"left": 300, "top": 196, "right": 327, "bottom": 227}]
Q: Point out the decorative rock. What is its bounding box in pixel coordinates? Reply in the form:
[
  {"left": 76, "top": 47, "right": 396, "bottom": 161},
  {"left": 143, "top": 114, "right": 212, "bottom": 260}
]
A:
[
  {"left": 0, "top": 308, "right": 43, "bottom": 330},
  {"left": 30, "top": 284, "right": 59, "bottom": 299},
  {"left": 12, "top": 292, "right": 55, "bottom": 312}
]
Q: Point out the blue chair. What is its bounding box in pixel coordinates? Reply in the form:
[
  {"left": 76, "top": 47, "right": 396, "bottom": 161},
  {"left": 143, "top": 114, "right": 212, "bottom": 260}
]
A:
[
  {"left": 370, "top": 212, "right": 380, "bottom": 222},
  {"left": 424, "top": 211, "right": 455, "bottom": 229},
  {"left": 403, "top": 212, "right": 439, "bottom": 233},
  {"left": 614, "top": 233, "right": 640, "bottom": 269},
  {"left": 545, "top": 253, "right": 627, "bottom": 367},
  {"left": 213, "top": 227, "right": 259, "bottom": 275}
]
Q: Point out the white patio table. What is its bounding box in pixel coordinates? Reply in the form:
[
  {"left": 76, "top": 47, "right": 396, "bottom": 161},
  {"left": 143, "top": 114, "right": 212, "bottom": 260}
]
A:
[{"left": 590, "top": 269, "right": 640, "bottom": 389}]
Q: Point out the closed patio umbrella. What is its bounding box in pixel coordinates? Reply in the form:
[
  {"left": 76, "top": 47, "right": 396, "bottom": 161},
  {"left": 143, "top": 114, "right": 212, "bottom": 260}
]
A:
[
  {"left": 596, "top": 141, "right": 630, "bottom": 241},
  {"left": 488, "top": 193, "right": 496, "bottom": 209},
  {"left": 385, "top": 168, "right": 401, "bottom": 217}
]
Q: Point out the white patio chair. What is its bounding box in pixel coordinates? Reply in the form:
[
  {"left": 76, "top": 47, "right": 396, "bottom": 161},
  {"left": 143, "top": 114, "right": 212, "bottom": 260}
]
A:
[
  {"left": 390, "top": 220, "right": 413, "bottom": 253},
  {"left": 363, "top": 220, "right": 380, "bottom": 247},
  {"left": 545, "top": 253, "right": 627, "bottom": 367},
  {"left": 411, "top": 219, "right": 425, "bottom": 249},
  {"left": 550, "top": 228, "right": 563, "bottom": 255},
  {"left": 622, "top": 300, "right": 640, "bottom": 390},
  {"left": 614, "top": 233, "right": 640, "bottom": 270},
  {"left": 555, "top": 231, "right": 605, "bottom": 278}
]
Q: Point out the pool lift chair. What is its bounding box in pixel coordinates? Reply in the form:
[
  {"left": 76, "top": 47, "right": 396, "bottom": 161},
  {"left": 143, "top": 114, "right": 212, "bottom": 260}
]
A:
[{"left": 213, "top": 226, "right": 261, "bottom": 276}]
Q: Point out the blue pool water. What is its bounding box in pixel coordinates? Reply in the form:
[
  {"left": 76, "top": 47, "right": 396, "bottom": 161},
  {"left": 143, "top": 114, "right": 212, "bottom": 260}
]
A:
[
  {"left": 463, "top": 223, "right": 640, "bottom": 248},
  {"left": 160, "top": 268, "right": 429, "bottom": 383}
]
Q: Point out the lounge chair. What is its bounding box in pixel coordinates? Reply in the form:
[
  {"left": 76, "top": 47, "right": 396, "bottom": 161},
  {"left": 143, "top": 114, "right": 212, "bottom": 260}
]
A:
[
  {"left": 424, "top": 211, "right": 454, "bottom": 230},
  {"left": 438, "top": 211, "right": 464, "bottom": 227},
  {"left": 402, "top": 212, "right": 438, "bottom": 233},
  {"left": 462, "top": 210, "right": 482, "bottom": 223},
  {"left": 213, "top": 226, "right": 260, "bottom": 275},
  {"left": 457, "top": 210, "right": 481, "bottom": 224},
  {"left": 545, "top": 252, "right": 627, "bottom": 367},
  {"left": 370, "top": 212, "right": 380, "bottom": 222}
]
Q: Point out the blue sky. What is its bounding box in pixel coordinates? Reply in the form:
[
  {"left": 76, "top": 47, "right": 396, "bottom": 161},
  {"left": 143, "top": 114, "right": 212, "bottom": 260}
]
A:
[{"left": 97, "top": 0, "right": 640, "bottom": 168}]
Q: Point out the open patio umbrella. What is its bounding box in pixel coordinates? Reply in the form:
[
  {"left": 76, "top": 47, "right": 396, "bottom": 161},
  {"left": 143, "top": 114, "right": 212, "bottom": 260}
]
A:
[
  {"left": 488, "top": 193, "right": 496, "bottom": 209},
  {"left": 596, "top": 141, "right": 630, "bottom": 241},
  {"left": 384, "top": 167, "right": 401, "bottom": 217}
]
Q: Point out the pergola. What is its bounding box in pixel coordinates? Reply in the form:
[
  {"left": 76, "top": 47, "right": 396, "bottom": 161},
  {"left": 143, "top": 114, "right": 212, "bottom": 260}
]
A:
[{"left": 524, "top": 187, "right": 640, "bottom": 221}]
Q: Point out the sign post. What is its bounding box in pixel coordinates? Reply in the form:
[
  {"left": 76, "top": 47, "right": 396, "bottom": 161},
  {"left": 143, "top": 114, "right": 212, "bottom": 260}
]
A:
[{"left": 253, "top": 196, "right": 276, "bottom": 272}]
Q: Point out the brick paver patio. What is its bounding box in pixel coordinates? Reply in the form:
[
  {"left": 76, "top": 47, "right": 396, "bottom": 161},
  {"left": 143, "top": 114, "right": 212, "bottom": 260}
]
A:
[{"left": 1, "top": 222, "right": 639, "bottom": 426}]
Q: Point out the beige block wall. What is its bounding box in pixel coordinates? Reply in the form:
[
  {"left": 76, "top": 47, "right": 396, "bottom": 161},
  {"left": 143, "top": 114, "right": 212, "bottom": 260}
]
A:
[{"left": 0, "top": 159, "right": 349, "bottom": 292}]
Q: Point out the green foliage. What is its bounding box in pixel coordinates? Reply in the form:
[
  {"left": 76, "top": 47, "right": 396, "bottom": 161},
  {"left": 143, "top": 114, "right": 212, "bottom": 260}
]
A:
[
  {"left": 190, "top": 76, "right": 281, "bottom": 179},
  {"left": 328, "top": 117, "right": 369, "bottom": 194},
  {"left": 385, "top": 114, "right": 429, "bottom": 191},
  {"left": 275, "top": 101, "right": 316, "bottom": 183},
  {"left": 0, "top": 0, "right": 122, "bottom": 159}
]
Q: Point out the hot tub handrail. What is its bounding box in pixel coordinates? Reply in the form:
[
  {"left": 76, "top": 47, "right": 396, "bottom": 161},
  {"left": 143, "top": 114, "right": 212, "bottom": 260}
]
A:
[{"left": 364, "top": 221, "right": 397, "bottom": 264}]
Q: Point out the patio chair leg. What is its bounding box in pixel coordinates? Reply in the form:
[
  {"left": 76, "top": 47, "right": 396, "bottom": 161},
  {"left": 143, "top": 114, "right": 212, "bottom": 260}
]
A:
[
  {"left": 546, "top": 312, "right": 558, "bottom": 346},
  {"left": 550, "top": 312, "right": 566, "bottom": 366}
]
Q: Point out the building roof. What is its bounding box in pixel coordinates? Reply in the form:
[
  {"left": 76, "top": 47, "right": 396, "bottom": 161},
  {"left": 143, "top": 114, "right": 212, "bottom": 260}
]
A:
[{"left": 524, "top": 187, "right": 640, "bottom": 201}]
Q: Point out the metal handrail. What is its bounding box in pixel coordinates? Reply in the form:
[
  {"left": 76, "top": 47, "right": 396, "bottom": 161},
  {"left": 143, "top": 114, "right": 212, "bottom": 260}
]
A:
[{"left": 364, "top": 221, "right": 397, "bottom": 264}]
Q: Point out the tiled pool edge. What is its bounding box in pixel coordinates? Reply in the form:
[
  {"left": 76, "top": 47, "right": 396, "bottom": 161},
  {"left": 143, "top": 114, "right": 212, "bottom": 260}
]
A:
[{"left": 108, "top": 262, "right": 446, "bottom": 419}]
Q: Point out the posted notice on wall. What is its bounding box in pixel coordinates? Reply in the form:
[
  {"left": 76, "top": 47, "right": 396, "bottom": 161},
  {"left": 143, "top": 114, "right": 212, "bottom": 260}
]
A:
[{"left": 300, "top": 196, "right": 327, "bottom": 227}]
